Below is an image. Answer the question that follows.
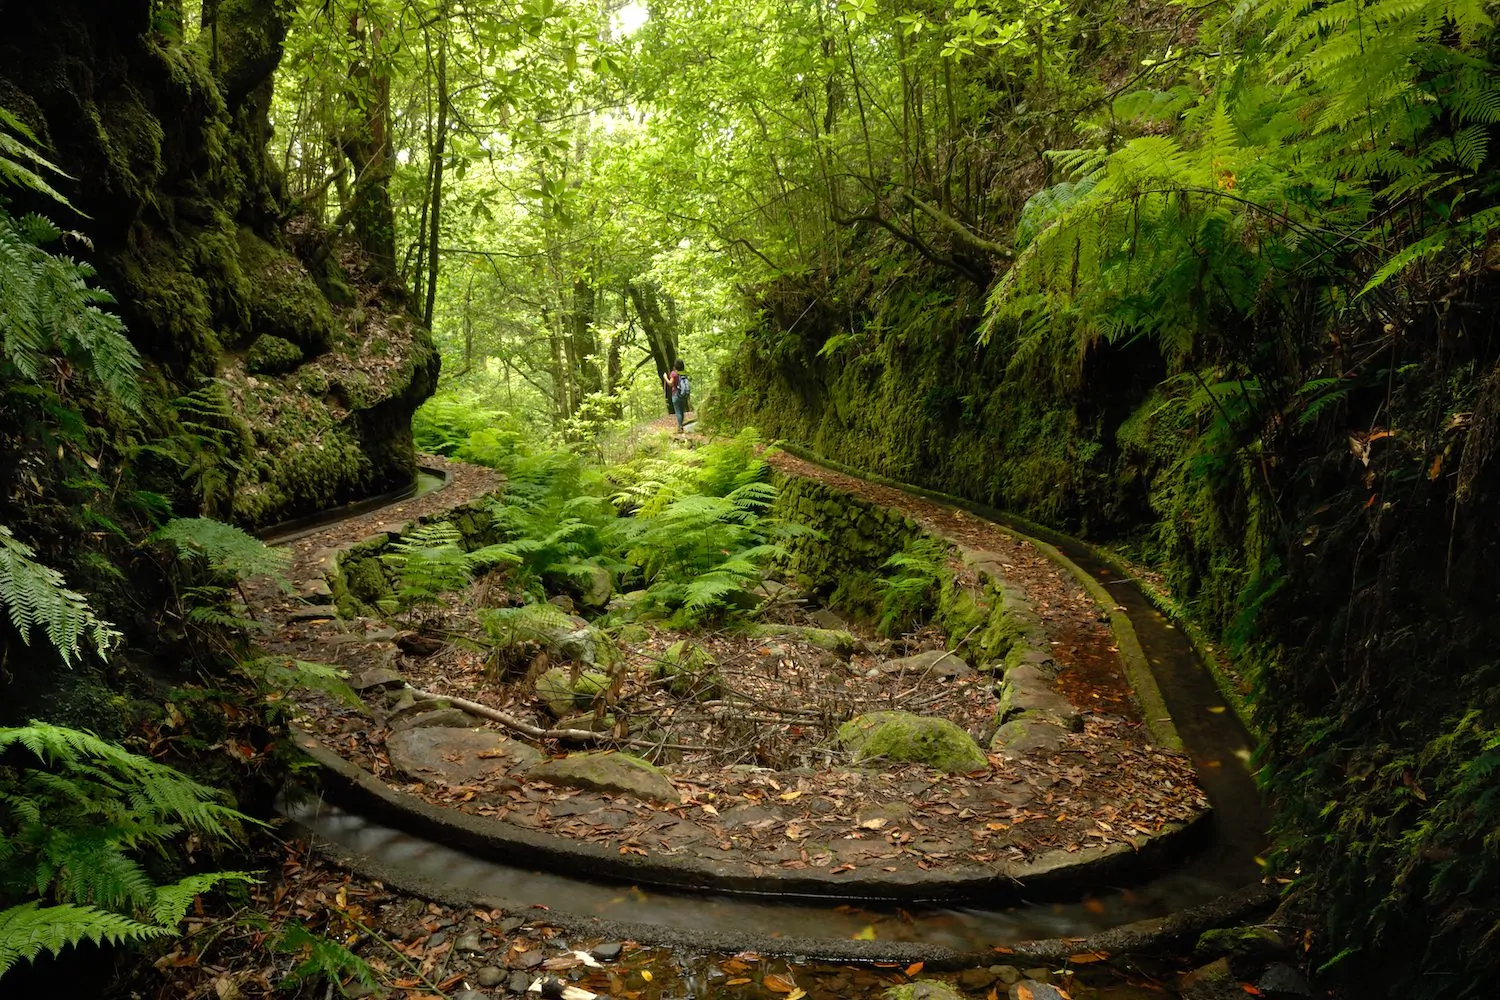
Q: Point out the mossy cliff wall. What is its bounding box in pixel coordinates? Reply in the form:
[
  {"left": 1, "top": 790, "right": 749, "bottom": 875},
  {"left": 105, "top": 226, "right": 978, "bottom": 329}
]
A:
[
  {"left": 722, "top": 251, "right": 1500, "bottom": 992},
  {"left": 0, "top": 0, "right": 438, "bottom": 529}
]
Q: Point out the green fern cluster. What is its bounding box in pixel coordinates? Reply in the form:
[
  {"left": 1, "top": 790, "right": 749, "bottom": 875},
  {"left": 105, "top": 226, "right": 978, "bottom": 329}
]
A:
[
  {"left": 986, "top": 0, "right": 1500, "bottom": 358},
  {"left": 381, "top": 521, "right": 522, "bottom": 608},
  {"left": 873, "top": 538, "right": 952, "bottom": 638},
  {"left": 0, "top": 723, "right": 256, "bottom": 977}
]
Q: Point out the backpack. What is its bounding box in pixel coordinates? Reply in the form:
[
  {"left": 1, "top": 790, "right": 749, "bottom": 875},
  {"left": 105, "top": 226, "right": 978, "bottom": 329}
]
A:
[{"left": 675, "top": 373, "right": 691, "bottom": 399}]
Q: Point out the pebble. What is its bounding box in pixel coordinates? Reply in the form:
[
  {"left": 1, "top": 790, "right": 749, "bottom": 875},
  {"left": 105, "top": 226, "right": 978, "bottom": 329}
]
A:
[
  {"left": 1009, "top": 982, "right": 1067, "bottom": 1000},
  {"left": 1021, "top": 967, "right": 1053, "bottom": 984},
  {"left": 510, "top": 949, "right": 546, "bottom": 970},
  {"left": 456, "top": 931, "right": 486, "bottom": 955},
  {"left": 506, "top": 971, "right": 533, "bottom": 994},
  {"left": 1257, "top": 962, "right": 1312, "bottom": 997},
  {"left": 957, "top": 967, "right": 998, "bottom": 991},
  {"left": 476, "top": 967, "right": 505, "bottom": 987},
  {"left": 499, "top": 915, "right": 527, "bottom": 934},
  {"left": 453, "top": 991, "right": 489, "bottom": 1000},
  {"left": 589, "top": 941, "right": 623, "bottom": 961},
  {"left": 992, "top": 965, "right": 1023, "bottom": 985},
  {"left": 427, "top": 931, "right": 447, "bottom": 947}
]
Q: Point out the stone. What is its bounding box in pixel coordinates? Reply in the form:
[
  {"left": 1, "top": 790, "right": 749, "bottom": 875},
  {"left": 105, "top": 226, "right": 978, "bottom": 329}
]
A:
[
  {"left": 351, "top": 667, "right": 404, "bottom": 691},
  {"left": 989, "top": 715, "right": 1068, "bottom": 759},
  {"left": 300, "top": 578, "right": 333, "bottom": 598},
  {"left": 509, "top": 949, "right": 546, "bottom": 970},
  {"left": 389, "top": 697, "right": 453, "bottom": 725},
  {"left": 456, "top": 931, "right": 485, "bottom": 954},
  {"left": 956, "top": 967, "right": 998, "bottom": 991},
  {"left": 547, "top": 594, "right": 576, "bottom": 615},
  {"left": 505, "top": 971, "right": 532, "bottom": 994},
  {"left": 476, "top": 967, "right": 505, "bottom": 988},
  {"left": 884, "top": 981, "right": 965, "bottom": 1000},
  {"left": 395, "top": 630, "right": 445, "bottom": 658},
  {"left": 1020, "top": 968, "right": 1052, "bottom": 984},
  {"left": 526, "top": 751, "right": 677, "bottom": 803},
  {"left": 992, "top": 966, "right": 1023, "bottom": 985},
  {"left": 589, "top": 941, "right": 623, "bottom": 960},
  {"left": 286, "top": 604, "right": 339, "bottom": 622},
  {"left": 1196, "top": 925, "right": 1289, "bottom": 962},
  {"left": 748, "top": 624, "right": 859, "bottom": 657},
  {"left": 811, "top": 608, "right": 849, "bottom": 630},
  {"left": 534, "top": 667, "right": 612, "bottom": 718},
  {"left": 1255, "top": 962, "right": 1311, "bottom": 997},
  {"left": 575, "top": 565, "right": 613, "bottom": 610},
  {"left": 386, "top": 727, "right": 543, "bottom": 785},
  {"left": 1179, "top": 958, "right": 1232, "bottom": 991},
  {"left": 1008, "top": 983, "right": 1067, "bottom": 1000},
  {"left": 554, "top": 712, "right": 617, "bottom": 734},
  {"left": 499, "top": 916, "right": 527, "bottom": 934},
  {"left": 390, "top": 707, "right": 474, "bottom": 733},
  {"left": 452, "top": 991, "right": 489, "bottom": 1000},
  {"left": 877, "top": 649, "right": 973, "bottom": 678},
  {"left": 837, "top": 711, "right": 990, "bottom": 773},
  {"left": 997, "top": 664, "right": 1080, "bottom": 726},
  {"left": 653, "top": 640, "right": 724, "bottom": 699}
]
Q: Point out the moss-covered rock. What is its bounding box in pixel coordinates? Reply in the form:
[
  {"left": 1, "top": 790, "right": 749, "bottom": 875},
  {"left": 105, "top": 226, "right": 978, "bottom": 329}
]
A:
[
  {"left": 838, "top": 710, "right": 989, "bottom": 773},
  {"left": 525, "top": 751, "right": 676, "bottom": 803},
  {"left": 237, "top": 228, "right": 336, "bottom": 354},
  {"left": 653, "top": 639, "right": 724, "bottom": 699},
  {"left": 535, "top": 667, "right": 612, "bottom": 718},
  {"left": 245, "top": 334, "right": 303, "bottom": 374}
]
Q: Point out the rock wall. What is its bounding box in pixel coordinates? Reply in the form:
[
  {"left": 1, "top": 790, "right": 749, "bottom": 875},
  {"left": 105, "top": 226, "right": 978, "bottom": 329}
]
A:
[{"left": 0, "top": 0, "right": 437, "bottom": 528}]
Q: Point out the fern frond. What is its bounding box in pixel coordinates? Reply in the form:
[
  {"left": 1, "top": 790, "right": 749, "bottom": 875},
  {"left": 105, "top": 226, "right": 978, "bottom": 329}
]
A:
[
  {"left": 149, "top": 872, "right": 257, "bottom": 927},
  {"left": 0, "top": 524, "right": 120, "bottom": 665},
  {"left": 0, "top": 901, "right": 171, "bottom": 977},
  {"left": 156, "top": 518, "right": 291, "bottom": 583}
]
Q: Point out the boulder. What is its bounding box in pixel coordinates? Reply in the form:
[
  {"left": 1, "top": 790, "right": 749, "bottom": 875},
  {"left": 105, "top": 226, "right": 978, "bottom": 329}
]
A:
[
  {"left": 386, "top": 727, "right": 542, "bottom": 785},
  {"left": 390, "top": 707, "right": 474, "bottom": 733},
  {"left": 837, "top": 711, "right": 990, "bottom": 773},
  {"left": 1196, "top": 925, "right": 1290, "bottom": 963},
  {"left": 575, "top": 565, "right": 613, "bottom": 610},
  {"left": 877, "top": 649, "right": 973, "bottom": 679},
  {"left": 989, "top": 714, "right": 1069, "bottom": 759},
  {"left": 526, "top": 751, "right": 677, "bottom": 803},
  {"left": 535, "top": 667, "right": 612, "bottom": 718},
  {"left": 748, "top": 624, "right": 859, "bottom": 657},
  {"left": 653, "top": 640, "right": 724, "bottom": 699},
  {"left": 350, "top": 666, "right": 404, "bottom": 691}
]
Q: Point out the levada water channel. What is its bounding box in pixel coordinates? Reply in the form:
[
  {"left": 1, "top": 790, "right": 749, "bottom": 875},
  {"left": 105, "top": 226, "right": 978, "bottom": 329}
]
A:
[{"left": 259, "top": 454, "right": 1269, "bottom": 1000}]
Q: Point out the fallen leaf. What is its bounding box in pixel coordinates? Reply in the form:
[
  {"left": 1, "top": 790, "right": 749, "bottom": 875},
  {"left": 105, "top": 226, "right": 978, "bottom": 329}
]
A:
[
  {"left": 905, "top": 962, "right": 924, "bottom": 976},
  {"left": 852, "top": 926, "right": 876, "bottom": 940},
  {"left": 763, "top": 973, "right": 797, "bottom": 993},
  {"left": 725, "top": 978, "right": 751, "bottom": 986},
  {"left": 1068, "top": 950, "right": 1108, "bottom": 963},
  {"left": 859, "top": 817, "right": 887, "bottom": 830}
]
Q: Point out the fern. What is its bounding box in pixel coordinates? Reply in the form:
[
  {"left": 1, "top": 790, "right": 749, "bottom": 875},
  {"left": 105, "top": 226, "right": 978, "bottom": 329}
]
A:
[
  {"left": 156, "top": 517, "right": 291, "bottom": 583},
  {"left": 0, "top": 901, "right": 171, "bottom": 978},
  {"left": 239, "top": 656, "right": 361, "bottom": 709},
  {"left": 0, "top": 724, "right": 258, "bottom": 975},
  {"left": 0, "top": 211, "right": 142, "bottom": 411},
  {"left": 0, "top": 524, "right": 120, "bottom": 665},
  {"left": 381, "top": 522, "right": 474, "bottom": 606},
  {"left": 275, "top": 920, "right": 379, "bottom": 994}
]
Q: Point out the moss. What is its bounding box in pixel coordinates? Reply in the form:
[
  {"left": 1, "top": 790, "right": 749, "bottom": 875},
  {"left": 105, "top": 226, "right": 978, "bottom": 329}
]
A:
[
  {"left": 746, "top": 624, "right": 857, "bottom": 656},
  {"left": 237, "top": 228, "right": 336, "bottom": 354},
  {"left": 653, "top": 640, "right": 724, "bottom": 699},
  {"left": 341, "top": 554, "right": 393, "bottom": 606},
  {"left": 838, "top": 711, "right": 989, "bottom": 773},
  {"left": 535, "top": 667, "right": 613, "bottom": 717},
  {"left": 245, "top": 334, "right": 303, "bottom": 374}
]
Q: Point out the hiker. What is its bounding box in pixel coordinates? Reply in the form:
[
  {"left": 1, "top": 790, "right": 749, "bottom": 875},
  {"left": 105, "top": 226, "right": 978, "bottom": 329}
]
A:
[{"left": 663, "top": 359, "right": 691, "bottom": 432}]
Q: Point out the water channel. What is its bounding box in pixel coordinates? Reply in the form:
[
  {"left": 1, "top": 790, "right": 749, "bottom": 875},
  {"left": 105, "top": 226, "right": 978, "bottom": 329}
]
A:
[{"left": 281, "top": 463, "right": 1267, "bottom": 955}]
